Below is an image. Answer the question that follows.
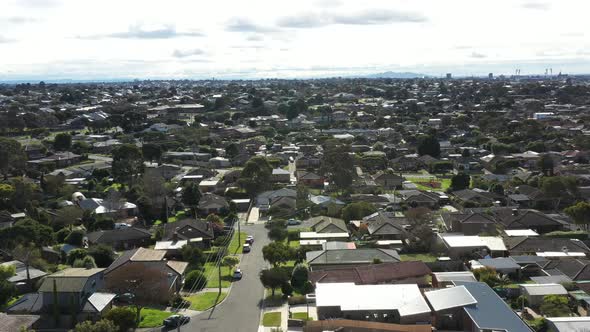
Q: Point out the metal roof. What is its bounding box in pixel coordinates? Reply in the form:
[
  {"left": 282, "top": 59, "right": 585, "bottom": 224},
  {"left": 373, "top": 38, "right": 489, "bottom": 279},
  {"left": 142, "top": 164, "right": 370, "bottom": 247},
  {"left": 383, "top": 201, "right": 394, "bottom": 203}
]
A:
[{"left": 425, "top": 286, "right": 477, "bottom": 311}]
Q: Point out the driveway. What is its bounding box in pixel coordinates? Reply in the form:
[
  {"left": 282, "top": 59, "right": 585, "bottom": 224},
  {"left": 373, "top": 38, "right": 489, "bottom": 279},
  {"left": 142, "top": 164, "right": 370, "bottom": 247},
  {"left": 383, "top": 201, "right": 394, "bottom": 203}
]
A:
[{"left": 180, "top": 223, "right": 270, "bottom": 332}]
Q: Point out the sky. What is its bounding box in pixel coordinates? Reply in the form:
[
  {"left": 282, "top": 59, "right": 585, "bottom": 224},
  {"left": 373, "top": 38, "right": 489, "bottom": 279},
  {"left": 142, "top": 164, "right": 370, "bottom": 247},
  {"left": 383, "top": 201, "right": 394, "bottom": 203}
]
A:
[{"left": 0, "top": 0, "right": 589, "bottom": 80}]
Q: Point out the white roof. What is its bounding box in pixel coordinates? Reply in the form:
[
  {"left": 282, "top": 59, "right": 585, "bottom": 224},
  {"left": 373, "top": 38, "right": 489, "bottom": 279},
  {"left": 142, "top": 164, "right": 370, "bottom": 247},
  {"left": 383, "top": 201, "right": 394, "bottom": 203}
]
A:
[
  {"left": 376, "top": 240, "right": 403, "bottom": 246},
  {"left": 441, "top": 234, "right": 485, "bottom": 248},
  {"left": 300, "top": 239, "right": 327, "bottom": 246},
  {"left": 479, "top": 237, "right": 507, "bottom": 251},
  {"left": 536, "top": 251, "right": 586, "bottom": 257},
  {"left": 504, "top": 229, "right": 539, "bottom": 237},
  {"left": 315, "top": 283, "right": 431, "bottom": 317},
  {"left": 199, "top": 180, "right": 219, "bottom": 186},
  {"left": 520, "top": 283, "right": 568, "bottom": 296},
  {"left": 300, "top": 232, "right": 349, "bottom": 239},
  {"left": 86, "top": 292, "right": 116, "bottom": 312},
  {"left": 547, "top": 316, "right": 590, "bottom": 331},
  {"left": 432, "top": 271, "right": 477, "bottom": 283},
  {"left": 425, "top": 286, "right": 477, "bottom": 311},
  {"left": 154, "top": 240, "right": 188, "bottom": 250}
]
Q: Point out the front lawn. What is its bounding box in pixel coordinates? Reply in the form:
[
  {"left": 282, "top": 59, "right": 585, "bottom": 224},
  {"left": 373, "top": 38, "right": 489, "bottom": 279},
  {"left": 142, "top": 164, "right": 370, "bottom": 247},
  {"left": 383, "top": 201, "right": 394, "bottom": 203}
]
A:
[
  {"left": 400, "top": 253, "right": 438, "bottom": 262},
  {"left": 262, "top": 312, "right": 282, "bottom": 327},
  {"left": 204, "top": 262, "right": 232, "bottom": 288},
  {"left": 136, "top": 307, "right": 173, "bottom": 328},
  {"left": 185, "top": 292, "right": 227, "bottom": 311},
  {"left": 228, "top": 231, "right": 248, "bottom": 254},
  {"left": 292, "top": 312, "right": 313, "bottom": 321}
]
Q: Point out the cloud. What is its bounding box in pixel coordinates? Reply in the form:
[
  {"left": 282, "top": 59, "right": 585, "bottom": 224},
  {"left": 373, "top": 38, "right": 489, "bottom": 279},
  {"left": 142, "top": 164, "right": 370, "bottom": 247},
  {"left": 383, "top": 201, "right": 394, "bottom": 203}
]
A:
[
  {"left": 15, "top": 0, "right": 60, "bottom": 8},
  {"left": 521, "top": 2, "right": 551, "bottom": 10},
  {"left": 78, "top": 24, "right": 204, "bottom": 40},
  {"left": 0, "top": 35, "right": 16, "bottom": 43},
  {"left": 277, "top": 9, "right": 427, "bottom": 28},
  {"left": 172, "top": 48, "right": 206, "bottom": 58},
  {"left": 246, "top": 35, "right": 264, "bottom": 42},
  {"left": 470, "top": 52, "right": 487, "bottom": 59},
  {"left": 225, "top": 18, "right": 276, "bottom": 33},
  {"left": 0, "top": 16, "right": 40, "bottom": 24}
]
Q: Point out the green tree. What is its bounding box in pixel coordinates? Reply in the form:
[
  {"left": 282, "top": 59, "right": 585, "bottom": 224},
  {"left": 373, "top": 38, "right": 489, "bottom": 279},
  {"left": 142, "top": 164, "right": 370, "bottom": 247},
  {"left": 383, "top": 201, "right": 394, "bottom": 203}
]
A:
[
  {"left": 320, "top": 143, "right": 355, "bottom": 190},
  {"left": 111, "top": 144, "right": 144, "bottom": 185},
  {"left": 64, "top": 229, "right": 85, "bottom": 246},
  {"left": 67, "top": 248, "right": 89, "bottom": 265},
  {"left": 262, "top": 242, "right": 292, "bottom": 267},
  {"left": 417, "top": 135, "right": 440, "bottom": 158},
  {"left": 564, "top": 201, "right": 590, "bottom": 231},
  {"left": 538, "top": 154, "right": 555, "bottom": 176},
  {"left": 225, "top": 143, "right": 239, "bottom": 159},
  {"left": 141, "top": 143, "right": 162, "bottom": 163},
  {"left": 181, "top": 245, "right": 205, "bottom": 269},
  {"left": 88, "top": 244, "right": 115, "bottom": 268},
  {"left": 450, "top": 172, "right": 471, "bottom": 191},
  {"left": 53, "top": 133, "right": 72, "bottom": 151},
  {"left": 182, "top": 182, "right": 201, "bottom": 216},
  {"left": 539, "top": 295, "right": 571, "bottom": 317},
  {"left": 0, "top": 137, "right": 26, "bottom": 179},
  {"left": 291, "top": 263, "right": 309, "bottom": 289},
  {"left": 260, "top": 268, "right": 289, "bottom": 297},
  {"left": 184, "top": 270, "right": 207, "bottom": 291},
  {"left": 73, "top": 319, "right": 118, "bottom": 332},
  {"left": 221, "top": 255, "right": 240, "bottom": 274},
  {"left": 103, "top": 307, "right": 137, "bottom": 332},
  {"left": 473, "top": 267, "right": 500, "bottom": 287},
  {"left": 341, "top": 202, "right": 377, "bottom": 222},
  {"left": 238, "top": 156, "right": 272, "bottom": 197},
  {"left": 0, "top": 265, "right": 16, "bottom": 306}
]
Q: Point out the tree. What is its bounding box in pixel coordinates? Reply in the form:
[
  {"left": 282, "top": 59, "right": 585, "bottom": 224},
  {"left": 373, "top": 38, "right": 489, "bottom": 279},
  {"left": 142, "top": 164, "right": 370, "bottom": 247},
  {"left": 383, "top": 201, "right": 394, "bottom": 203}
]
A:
[
  {"left": 73, "top": 255, "right": 97, "bottom": 269},
  {"left": 268, "top": 226, "right": 288, "bottom": 242},
  {"left": 473, "top": 267, "right": 500, "bottom": 287},
  {"left": 238, "top": 156, "right": 272, "bottom": 197},
  {"left": 417, "top": 135, "right": 440, "bottom": 158},
  {"left": 320, "top": 143, "right": 355, "bottom": 190},
  {"left": 538, "top": 154, "right": 555, "bottom": 176},
  {"left": 67, "top": 248, "right": 89, "bottom": 265},
  {"left": 11, "top": 245, "right": 41, "bottom": 288},
  {"left": 53, "top": 133, "right": 72, "bottom": 151},
  {"left": 291, "top": 263, "right": 309, "bottom": 289},
  {"left": 140, "top": 171, "right": 168, "bottom": 219},
  {"left": 564, "top": 201, "right": 590, "bottom": 231},
  {"left": 262, "top": 242, "right": 292, "bottom": 267},
  {"left": 221, "top": 255, "right": 240, "bottom": 274},
  {"left": 0, "top": 265, "right": 16, "bottom": 307},
  {"left": 0, "top": 219, "right": 53, "bottom": 248},
  {"left": 182, "top": 182, "right": 201, "bottom": 216},
  {"left": 181, "top": 245, "right": 206, "bottom": 269},
  {"left": 103, "top": 307, "right": 137, "bottom": 332},
  {"left": 64, "top": 229, "right": 85, "bottom": 246},
  {"left": 141, "top": 143, "right": 162, "bottom": 163},
  {"left": 73, "top": 319, "right": 118, "bottom": 332},
  {"left": 341, "top": 202, "right": 376, "bottom": 222},
  {"left": 111, "top": 144, "right": 143, "bottom": 185},
  {"left": 450, "top": 172, "right": 471, "bottom": 191},
  {"left": 88, "top": 244, "right": 115, "bottom": 268},
  {"left": 539, "top": 295, "right": 571, "bottom": 317},
  {"left": 259, "top": 268, "right": 289, "bottom": 297},
  {"left": 225, "top": 143, "right": 239, "bottom": 159},
  {"left": 0, "top": 137, "right": 26, "bottom": 179},
  {"left": 184, "top": 270, "right": 207, "bottom": 291}
]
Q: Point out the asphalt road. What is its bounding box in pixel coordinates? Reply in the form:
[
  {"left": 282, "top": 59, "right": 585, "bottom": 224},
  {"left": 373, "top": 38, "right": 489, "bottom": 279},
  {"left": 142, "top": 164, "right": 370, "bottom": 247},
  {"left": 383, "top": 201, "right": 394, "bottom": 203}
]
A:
[{"left": 181, "top": 223, "right": 270, "bottom": 332}]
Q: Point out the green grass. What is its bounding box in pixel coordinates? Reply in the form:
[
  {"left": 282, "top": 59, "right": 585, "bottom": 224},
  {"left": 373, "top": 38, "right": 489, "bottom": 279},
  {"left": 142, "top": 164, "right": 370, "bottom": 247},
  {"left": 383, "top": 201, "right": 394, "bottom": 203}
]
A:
[
  {"left": 288, "top": 240, "right": 300, "bottom": 248},
  {"left": 137, "top": 307, "right": 173, "bottom": 328},
  {"left": 406, "top": 177, "right": 451, "bottom": 192},
  {"left": 262, "top": 312, "right": 282, "bottom": 327},
  {"left": 204, "top": 262, "right": 233, "bottom": 288},
  {"left": 292, "top": 312, "right": 313, "bottom": 321},
  {"left": 184, "top": 292, "right": 227, "bottom": 311},
  {"left": 228, "top": 231, "right": 248, "bottom": 254},
  {"left": 400, "top": 253, "right": 438, "bottom": 262}
]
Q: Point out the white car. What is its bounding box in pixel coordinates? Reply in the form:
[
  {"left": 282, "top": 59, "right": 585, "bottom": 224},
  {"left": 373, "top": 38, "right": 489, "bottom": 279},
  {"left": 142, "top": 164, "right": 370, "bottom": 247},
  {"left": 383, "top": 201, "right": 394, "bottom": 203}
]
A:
[
  {"left": 114, "top": 223, "right": 131, "bottom": 229},
  {"left": 242, "top": 243, "right": 251, "bottom": 253},
  {"left": 305, "top": 294, "right": 316, "bottom": 303},
  {"left": 233, "top": 269, "right": 243, "bottom": 280},
  {"left": 246, "top": 235, "right": 254, "bottom": 244}
]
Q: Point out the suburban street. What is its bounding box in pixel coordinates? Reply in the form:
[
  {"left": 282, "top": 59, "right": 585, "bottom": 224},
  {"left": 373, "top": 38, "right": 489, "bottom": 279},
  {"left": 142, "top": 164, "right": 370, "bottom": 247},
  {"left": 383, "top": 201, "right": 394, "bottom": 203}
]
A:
[{"left": 181, "top": 223, "right": 270, "bottom": 332}]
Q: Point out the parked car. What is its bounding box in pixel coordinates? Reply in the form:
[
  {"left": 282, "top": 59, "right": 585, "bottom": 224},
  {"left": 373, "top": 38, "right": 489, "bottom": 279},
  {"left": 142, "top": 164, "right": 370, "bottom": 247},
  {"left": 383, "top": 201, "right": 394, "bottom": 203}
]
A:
[
  {"left": 163, "top": 314, "right": 190, "bottom": 327},
  {"left": 233, "top": 268, "right": 243, "bottom": 280},
  {"left": 113, "top": 292, "right": 135, "bottom": 304},
  {"left": 246, "top": 235, "right": 254, "bottom": 244},
  {"left": 242, "top": 243, "right": 251, "bottom": 253},
  {"left": 114, "top": 223, "right": 131, "bottom": 229},
  {"left": 287, "top": 218, "right": 301, "bottom": 225}
]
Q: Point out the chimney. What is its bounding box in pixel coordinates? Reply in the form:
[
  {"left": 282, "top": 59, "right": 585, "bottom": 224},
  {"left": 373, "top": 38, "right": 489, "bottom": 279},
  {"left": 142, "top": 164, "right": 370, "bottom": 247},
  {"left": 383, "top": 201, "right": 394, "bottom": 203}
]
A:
[
  {"left": 172, "top": 231, "right": 179, "bottom": 242},
  {"left": 512, "top": 209, "right": 519, "bottom": 216},
  {"left": 206, "top": 222, "right": 210, "bottom": 231}
]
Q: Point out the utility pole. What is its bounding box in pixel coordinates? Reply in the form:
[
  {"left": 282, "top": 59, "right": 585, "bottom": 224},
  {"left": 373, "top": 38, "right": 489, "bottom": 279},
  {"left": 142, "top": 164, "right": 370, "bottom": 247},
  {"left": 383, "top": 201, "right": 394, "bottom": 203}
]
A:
[
  {"left": 218, "top": 250, "right": 222, "bottom": 295},
  {"left": 237, "top": 216, "right": 241, "bottom": 249}
]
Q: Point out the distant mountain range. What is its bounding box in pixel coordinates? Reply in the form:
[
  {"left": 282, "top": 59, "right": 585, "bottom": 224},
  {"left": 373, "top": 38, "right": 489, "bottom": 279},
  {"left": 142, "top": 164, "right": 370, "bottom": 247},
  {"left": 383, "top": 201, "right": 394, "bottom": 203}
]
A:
[{"left": 362, "top": 71, "right": 430, "bottom": 79}]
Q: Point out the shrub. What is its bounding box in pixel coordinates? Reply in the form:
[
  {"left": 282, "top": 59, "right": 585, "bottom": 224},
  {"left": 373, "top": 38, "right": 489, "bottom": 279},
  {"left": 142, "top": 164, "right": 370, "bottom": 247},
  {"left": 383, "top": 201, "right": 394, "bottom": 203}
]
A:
[
  {"left": 281, "top": 282, "right": 293, "bottom": 296},
  {"left": 104, "top": 307, "right": 137, "bottom": 332},
  {"left": 287, "top": 295, "right": 306, "bottom": 305},
  {"left": 67, "top": 248, "right": 88, "bottom": 265},
  {"left": 287, "top": 230, "right": 300, "bottom": 242},
  {"left": 65, "top": 229, "right": 85, "bottom": 246},
  {"left": 291, "top": 263, "right": 309, "bottom": 289},
  {"left": 184, "top": 270, "right": 207, "bottom": 291}
]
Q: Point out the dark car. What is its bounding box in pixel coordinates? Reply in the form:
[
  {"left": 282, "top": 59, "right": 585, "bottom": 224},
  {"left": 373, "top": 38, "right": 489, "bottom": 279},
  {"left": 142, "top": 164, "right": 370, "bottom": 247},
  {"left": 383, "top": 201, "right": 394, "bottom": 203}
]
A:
[
  {"left": 163, "top": 314, "right": 190, "bottom": 328},
  {"left": 113, "top": 292, "right": 135, "bottom": 304}
]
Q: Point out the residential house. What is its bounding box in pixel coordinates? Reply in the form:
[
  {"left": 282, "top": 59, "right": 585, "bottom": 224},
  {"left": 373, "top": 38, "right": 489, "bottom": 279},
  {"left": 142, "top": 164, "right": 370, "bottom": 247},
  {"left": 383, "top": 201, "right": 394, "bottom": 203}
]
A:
[
  {"left": 308, "top": 216, "right": 348, "bottom": 233},
  {"left": 520, "top": 283, "right": 568, "bottom": 306},
  {"left": 0, "top": 260, "right": 47, "bottom": 292},
  {"left": 162, "top": 218, "right": 214, "bottom": 247},
  {"left": 503, "top": 237, "right": 590, "bottom": 256},
  {"left": 296, "top": 155, "right": 321, "bottom": 170},
  {"left": 86, "top": 227, "right": 152, "bottom": 251},
  {"left": 357, "top": 211, "right": 409, "bottom": 241},
  {"left": 398, "top": 190, "right": 441, "bottom": 208},
  {"left": 315, "top": 283, "right": 431, "bottom": 324},
  {"left": 306, "top": 248, "right": 400, "bottom": 271},
  {"left": 441, "top": 212, "right": 497, "bottom": 235},
  {"left": 546, "top": 317, "right": 590, "bottom": 331},
  {"left": 309, "top": 261, "right": 431, "bottom": 287},
  {"left": 540, "top": 259, "right": 590, "bottom": 281},
  {"left": 513, "top": 185, "right": 555, "bottom": 209},
  {"left": 75, "top": 195, "right": 138, "bottom": 218},
  {"left": 104, "top": 248, "right": 188, "bottom": 304},
  {"left": 372, "top": 171, "right": 404, "bottom": 189},
  {"left": 296, "top": 170, "right": 324, "bottom": 188},
  {"left": 490, "top": 208, "right": 565, "bottom": 234},
  {"left": 271, "top": 168, "right": 291, "bottom": 183},
  {"left": 197, "top": 193, "right": 229, "bottom": 215},
  {"left": 438, "top": 234, "right": 507, "bottom": 259},
  {"left": 256, "top": 188, "right": 297, "bottom": 212}
]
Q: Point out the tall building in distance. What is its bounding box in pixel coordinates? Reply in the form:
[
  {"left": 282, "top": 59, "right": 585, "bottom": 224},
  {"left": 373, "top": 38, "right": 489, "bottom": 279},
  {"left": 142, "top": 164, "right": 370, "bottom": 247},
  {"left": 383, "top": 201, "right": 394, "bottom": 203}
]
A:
[
  {"left": 488, "top": 73, "right": 494, "bottom": 79},
  {"left": 446, "top": 73, "right": 452, "bottom": 79}
]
